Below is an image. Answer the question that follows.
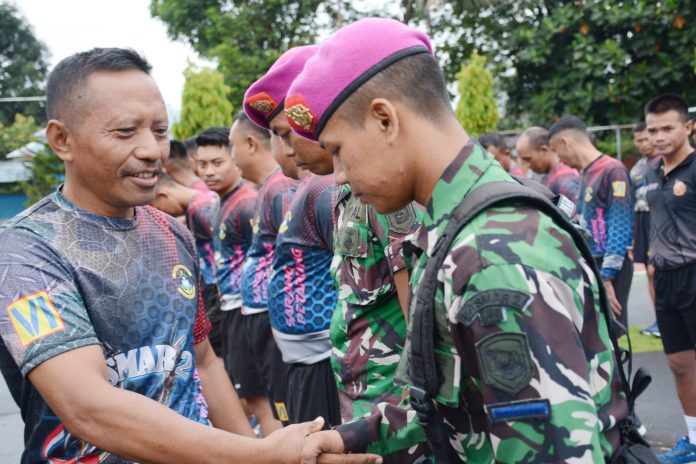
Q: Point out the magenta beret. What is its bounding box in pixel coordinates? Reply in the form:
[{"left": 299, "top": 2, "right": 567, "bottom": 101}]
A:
[
  {"left": 243, "top": 45, "right": 319, "bottom": 130},
  {"left": 285, "top": 18, "right": 433, "bottom": 141}
]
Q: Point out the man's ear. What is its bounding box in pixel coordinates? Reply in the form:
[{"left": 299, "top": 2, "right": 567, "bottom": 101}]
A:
[
  {"left": 45, "top": 120, "right": 73, "bottom": 162},
  {"left": 246, "top": 134, "right": 259, "bottom": 155},
  {"left": 368, "top": 98, "right": 399, "bottom": 144}
]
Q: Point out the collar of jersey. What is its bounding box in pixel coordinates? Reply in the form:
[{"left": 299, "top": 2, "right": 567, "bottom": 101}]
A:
[{"left": 53, "top": 186, "right": 139, "bottom": 231}]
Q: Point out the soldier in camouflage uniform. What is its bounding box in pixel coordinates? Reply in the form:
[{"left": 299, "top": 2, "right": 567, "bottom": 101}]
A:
[
  {"left": 287, "top": 18, "right": 628, "bottom": 463},
  {"left": 242, "top": 45, "right": 423, "bottom": 446}
]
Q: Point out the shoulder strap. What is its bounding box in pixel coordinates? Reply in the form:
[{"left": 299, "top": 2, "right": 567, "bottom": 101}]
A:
[{"left": 409, "top": 178, "right": 636, "bottom": 409}]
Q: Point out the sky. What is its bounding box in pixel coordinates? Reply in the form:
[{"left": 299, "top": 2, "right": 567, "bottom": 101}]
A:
[{"left": 15, "top": 0, "right": 210, "bottom": 122}]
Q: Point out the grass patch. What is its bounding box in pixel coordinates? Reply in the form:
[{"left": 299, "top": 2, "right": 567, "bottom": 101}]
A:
[{"left": 618, "top": 326, "right": 663, "bottom": 353}]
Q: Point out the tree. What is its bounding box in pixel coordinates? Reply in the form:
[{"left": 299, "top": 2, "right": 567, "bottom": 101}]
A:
[
  {"left": 0, "top": 113, "right": 39, "bottom": 160},
  {"left": 21, "top": 145, "right": 64, "bottom": 206},
  {"left": 455, "top": 50, "right": 499, "bottom": 137},
  {"left": 425, "top": 0, "right": 696, "bottom": 126},
  {"left": 151, "top": 0, "right": 330, "bottom": 109},
  {"left": 171, "top": 66, "right": 233, "bottom": 140},
  {"left": 0, "top": 3, "right": 50, "bottom": 126}
]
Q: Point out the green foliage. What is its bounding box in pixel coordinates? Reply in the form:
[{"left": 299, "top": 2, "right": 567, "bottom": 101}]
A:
[
  {"left": 151, "top": 0, "right": 328, "bottom": 109},
  {"left": 21, "top": 145, "right": 64, "bottom": 206},
  {"left": 171, "top": 66, "right": 234, "bottom": 140},
  {"left": 0, "top": 113, "right": 39, "bottom": 160},
  {"left": 0, "top": 3, "right": 49, "bottom": 126},
  {"left": 455, "top": 51, "right": 498, "bottom": 137},
  {"left": 421, "top": 0, "right": 696, "bottom": 127}
]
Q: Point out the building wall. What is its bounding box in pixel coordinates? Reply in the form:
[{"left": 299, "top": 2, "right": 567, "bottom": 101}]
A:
[{"left": 0, "top": 193, "right": 29, "bottom": 220}]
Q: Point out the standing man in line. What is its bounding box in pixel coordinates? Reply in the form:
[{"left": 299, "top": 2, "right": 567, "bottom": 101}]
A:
[
  {"left": 166, "top": 138, "right": 208, "bottom": 193},
  {"left": 479, "top": 132, "right": 524, "bottom": 176},
  {"left": 236, "top": 111, "right": 297, "bottom": 425},
  {"left": 287, "top": 18, "right": 627, "bottom": 463},
  {"left": 630, "top": 122, "right": 661, "bottom": 337},
  {"left": 516, "top": 126, "right": 581, "bottom": 202},
  {"left": 549, "top": 116, "right": 634, "bottom": 333},
  {"left": 196, "top": 125, "right": 283, "bottom": 436},
  {"left": 0, "top": 47, "right": 383, "bottom": 464},
  {"left": 244, "top": 47, "right": 342, "bottom": 427},
  {"left": 644, "top": 95, "right": 696, "bottom": 463}
]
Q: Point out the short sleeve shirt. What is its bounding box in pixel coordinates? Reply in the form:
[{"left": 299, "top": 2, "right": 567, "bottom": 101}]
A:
[
  {"left": 544, "top": 161, "right": 580, "bottom": 203},
  {"left": 0, "top": 191, "right": 210, "bottom": 463},
  {"left": 186, "top": 190, "right": 220, "bottom": 287},
  {"left": 216, "top": 182, "right": 257, "bottom": 310},
  {"left": 240, "top": 168, "right": 298, "bottom": 313},
  {"left": 630, "top": 155, "right": 661, "bottom": 212}
]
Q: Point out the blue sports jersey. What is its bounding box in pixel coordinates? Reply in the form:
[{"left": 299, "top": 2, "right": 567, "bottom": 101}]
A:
[
  {"left": 240, "top": 168, "right": 297, "bottom": 314},
  {"left": 268, "top": 173, "right": 337, "bottom": 364},
  {"left": 186, "top": 189, "right": 220, "bottom": 287},
  {"left": 0, "top": 190, "right": 211, "bottom": 464},
  {"left": 216, "top": 182, "right": 256, "bottom": 311},
  {"left": 577, "top": 154, "right": 634, "bottom": 280}
]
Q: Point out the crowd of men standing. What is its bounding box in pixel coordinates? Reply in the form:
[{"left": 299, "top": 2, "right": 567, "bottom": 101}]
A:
[{"left": 0, "top": 16, "right": 695, "bottom": 464}]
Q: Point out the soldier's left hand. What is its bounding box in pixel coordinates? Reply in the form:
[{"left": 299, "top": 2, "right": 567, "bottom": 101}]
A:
[{"left": 301, "top": 429, "right": 382, "bottom": 464}]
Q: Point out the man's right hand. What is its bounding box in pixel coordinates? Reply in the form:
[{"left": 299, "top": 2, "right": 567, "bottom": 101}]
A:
[{"left": 265, "top": 418, "right": 382, "bottom": 464}]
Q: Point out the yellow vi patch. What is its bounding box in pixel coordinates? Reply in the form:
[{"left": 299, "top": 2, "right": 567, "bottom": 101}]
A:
[
  {"left": 612, "top": 181, "right": 627, "bottom": 198},
  {"left": 172, "top": 265, "right": 196, "bottom": 300},
  {"left": 274, "top": 402, "right": 289, "bottom": 422},
  {"left": 6, "top": 291, "right": 65, "bottom": 347}
]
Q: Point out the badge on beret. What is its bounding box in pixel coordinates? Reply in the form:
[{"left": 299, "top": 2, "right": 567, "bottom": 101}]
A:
[
  {"left": 476, "top": 332, "right": 533, "bottom": 396},
  {"left": 673, "top": 180, "right": 687, "bottom": 197},
  {"left": 285, "top": 94, "right": 316, "bottom": 133},
  {"left": 246, "top": 92, "right": 277, "bottom": 114}
]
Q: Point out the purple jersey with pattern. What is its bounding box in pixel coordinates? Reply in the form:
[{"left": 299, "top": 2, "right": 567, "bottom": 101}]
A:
[
  {"left": 268, "top": 173, "right": 337, "bottom": 364},
  {"left": 545, "top": 161, "right": 580, "bottom": 203},
  {"left": 186, "top": 190, "right": 220, "bottom": 287},
  {"left": 216, "top": 182, "right": 256, "bottom": 311},
  {"left": 0, "top": 191, "right": 211, "bottom": 464},
  {"left": 241, "top": 168, "right": 298, "bottom": 313},
  {"left": 577, "top": 155, "right": 634, "bottom": 279}
]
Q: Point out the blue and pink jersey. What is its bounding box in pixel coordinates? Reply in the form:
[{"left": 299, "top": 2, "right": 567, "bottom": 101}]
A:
[
  {"left": 0, "top": 191, "right": 211, "bottom": 463},
  {"left": 268, "top": 173, "right": 337, "bottom": 364},
  {"left": 216, "top": 182, "right": 257, "bottom": 311},
  {"left": 545, "top": 161, "right": 581, "bottom": 203},
  {"left": 186, "top": 190, "right": 220, "bottom": 287},
  {"left": 241, "top": 168, "right": 298, "bottom": 314},
  {"left": 577, "top": 155, "right": 634, "bottom": 279}
]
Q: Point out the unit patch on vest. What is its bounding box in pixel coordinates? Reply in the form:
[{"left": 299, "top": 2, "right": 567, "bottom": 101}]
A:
[
  {"left": 476, "top": 332, "right": 533, "bottom": 395},
  {"left": 386, "top": 204, "right": 417, "bottom": 235},
  {"left": 456, "top": 289, "right": 532, "bottom": 327},
  {"left": 336, "top": 226, "right": 361, "bottom": 257}
]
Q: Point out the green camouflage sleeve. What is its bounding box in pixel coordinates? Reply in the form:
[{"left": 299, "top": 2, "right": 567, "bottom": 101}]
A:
[
  {"left": 335, "top": 392, "right": 428, "bottom": 462},
  {"left": 445, "top": 259, "right": 613, "bottom": 462},
  {"left": 370, "top": 203, "right": 422, "bottom": 275}
]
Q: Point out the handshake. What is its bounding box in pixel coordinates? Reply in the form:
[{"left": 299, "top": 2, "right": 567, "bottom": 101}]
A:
[{"left": 263, "top": 417, "right": 383, "bottom": 464}]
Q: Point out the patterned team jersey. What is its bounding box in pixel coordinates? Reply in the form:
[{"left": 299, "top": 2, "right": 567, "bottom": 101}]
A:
[
  {"left": 0, "top": 191, "right": 211, "bottom": 464},
  {"left": 186, "top": 190, "right": 220, "bottom": 287},
  {"left": 577, "top": 154, "right": 634, "bottom": 280},
  {"left": 241, "top": 168, "right": 298, "bottom": 314},
  {"left": 268, "top": 173, "right": 336, "bottom": 364},
  {"left": 630, "top": 155, "right": 661, "bottom": 212},
  {"left": 336, "top": 142, "right": 627, "bottom": 463},
  {"left": 215, "top": 182, "right": 257, "bottom": 311},
  {"left": 544, "top": 161, "right": 580, "bottom": 203},
  {"left": 330, "top": 184, "right": 421, "bottom": 435},
  {"left": 190, "top": 179, "right": 209, "bottom": 194}
]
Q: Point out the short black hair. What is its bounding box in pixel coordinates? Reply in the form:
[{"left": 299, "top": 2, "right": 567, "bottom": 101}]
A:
[
  {"left": 233, "top": 111, "right": 271, "bottom": 148},
  {"left": 336, "top": 53, "right": 452, "bottom": 128},
  {"left": 644, "top": 94, "right": 689, "bottom": 122},
  {"left": 520, "top": 126, "right": 549, "bottom": 150},
  {"left": 196, "top": 127, "right": 230, "bottom": 149},
  {"left": 548, "top": 116, "right": 588, "bottom": 140},
  {"left": 184, "top": 136, "right": 198, "bottom": 156},
  {"left": 46, "top": 48, "right": 152, "bottom": 122},
  {"left": 479, "top": 132, "right": 507, "bottom": 151},
  {"left": 632, "top": 122, "right": 647, "bottom": 133},
  {"left": 165, "top": 139, "right": 190, "bottom": 171}
]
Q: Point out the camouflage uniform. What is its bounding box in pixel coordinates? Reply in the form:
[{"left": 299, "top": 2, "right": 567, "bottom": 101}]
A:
[
  {"left": 330, "top": 184, "right": 428, "bottom": 460},
  {"left": 336, "top": 142, "right": 628, "bottom": 462}
]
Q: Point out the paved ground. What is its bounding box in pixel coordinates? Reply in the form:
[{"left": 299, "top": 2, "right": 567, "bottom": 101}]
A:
[{"left": 0, "top": 269, "right": 685, "bottom": 460}]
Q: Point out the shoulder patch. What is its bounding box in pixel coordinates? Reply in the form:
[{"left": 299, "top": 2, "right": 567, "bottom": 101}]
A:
[
  {"left": 612, "top": 180, "right": 627, "bottom": 198},
  {"left": 345, "top": 195, "right": 367, "bottom": 223},
  {"left": 476, "top": 332, "right": 533, "bottom": 395},
  {"left": 456, "top": 289, "right": 532, "bottom": 327},
  {"left": 6, "top": 291, "right": 65, "bottom": 347},
  {"left": 386, "top": 203, "right": 417, "bottom": 235}
]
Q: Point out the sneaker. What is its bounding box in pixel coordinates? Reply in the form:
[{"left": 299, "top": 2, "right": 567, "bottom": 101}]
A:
[
  {"left": 657, "top": 436, "right": 696, "bottom": 463},
  {"left": 634, "top": 414, "right": 647, "bottom": 437},
  {"left": 640, "top": 321, "right": 661, "bottom": 338}
]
